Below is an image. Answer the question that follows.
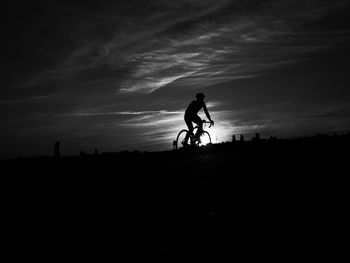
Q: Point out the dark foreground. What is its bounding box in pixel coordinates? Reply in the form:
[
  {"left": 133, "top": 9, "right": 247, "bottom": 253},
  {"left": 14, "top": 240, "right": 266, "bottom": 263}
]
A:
[{"left": 3, "top": 135, "right": 349, "bottom": 261}]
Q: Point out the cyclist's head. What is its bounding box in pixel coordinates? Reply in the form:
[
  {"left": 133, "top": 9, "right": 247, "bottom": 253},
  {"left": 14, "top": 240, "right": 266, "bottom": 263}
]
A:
[{"left": 196, "top": 92, "right": 205, "bottom": 101}]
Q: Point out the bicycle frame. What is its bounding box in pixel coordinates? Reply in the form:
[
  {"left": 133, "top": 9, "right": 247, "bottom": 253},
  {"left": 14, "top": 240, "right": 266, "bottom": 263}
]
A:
[
  {"left": 175, "top": 121, "right": 212, "bottom": 149},
  {"left": 191, "top": 121, "right": 212, "bottom": 142}
]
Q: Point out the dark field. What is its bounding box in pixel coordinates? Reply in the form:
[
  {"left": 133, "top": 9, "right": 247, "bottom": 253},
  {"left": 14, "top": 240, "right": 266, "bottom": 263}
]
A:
[{"left": 4, "top": 135, "right": 349, "bottom": 261}]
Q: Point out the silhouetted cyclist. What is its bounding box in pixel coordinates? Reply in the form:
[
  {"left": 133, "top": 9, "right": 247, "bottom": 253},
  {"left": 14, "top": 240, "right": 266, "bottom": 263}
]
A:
[{"left": 183, "top": 93, "right": 214, "bottom": 146}]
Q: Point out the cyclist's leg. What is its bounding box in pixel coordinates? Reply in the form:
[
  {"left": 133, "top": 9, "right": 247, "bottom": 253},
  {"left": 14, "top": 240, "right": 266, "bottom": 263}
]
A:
[
  {"left": 184, "top": 115, "right": 193, "bottom": 145},
  {"left": 192, "top": 115, "right": 203, "bottom": 141}
]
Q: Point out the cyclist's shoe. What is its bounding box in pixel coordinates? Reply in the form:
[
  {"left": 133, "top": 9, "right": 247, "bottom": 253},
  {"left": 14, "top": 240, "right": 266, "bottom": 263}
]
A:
[{"left": 190, "top": 139, "right": 196, "bottom": 146}]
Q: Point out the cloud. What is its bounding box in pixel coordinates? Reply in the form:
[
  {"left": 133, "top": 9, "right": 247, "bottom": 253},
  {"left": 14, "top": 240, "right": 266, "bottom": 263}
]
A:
[
  {"left": 120, "top": 70, "right": 200, "bottom": 93},
  {"left": 55, "top": 110, "right": 183, "bottom": 117},
  {"left": 0, "top": 93, "right": 60, "bottom": 104},
  {"left": 113, "top": 1, "right": 350, "bottom": 94},
  {"left": 7, "top": 0, "right": 348, "bottom": 97}
]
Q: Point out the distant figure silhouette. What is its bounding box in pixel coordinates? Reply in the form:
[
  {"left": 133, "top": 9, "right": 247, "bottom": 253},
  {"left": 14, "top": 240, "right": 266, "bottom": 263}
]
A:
[
  {"left": 54, "top": 141, "right": 60, "bottom": 158},
  {"left": 240, "top": 134, "right": 245, "bottom": 142},
  {"left": 232, "top": 134, "right": 236, "bottom": 143},
  {"left": 183, "top": 93, "right": 214, "bottom": 146}
]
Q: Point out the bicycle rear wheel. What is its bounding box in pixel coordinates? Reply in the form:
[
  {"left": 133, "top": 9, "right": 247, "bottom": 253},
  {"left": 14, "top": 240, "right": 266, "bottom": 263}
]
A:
[
  {"left": 176, "top": 129, "right": 189, "bottom": 149},
  {"left": 198, "top": 131, "right": 211, "bottom": 146}
]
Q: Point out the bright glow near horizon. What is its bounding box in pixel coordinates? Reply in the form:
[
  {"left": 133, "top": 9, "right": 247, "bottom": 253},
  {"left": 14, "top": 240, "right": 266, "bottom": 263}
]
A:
[{"left": 114, "top": 106, "right": 237, "bottom": 151}]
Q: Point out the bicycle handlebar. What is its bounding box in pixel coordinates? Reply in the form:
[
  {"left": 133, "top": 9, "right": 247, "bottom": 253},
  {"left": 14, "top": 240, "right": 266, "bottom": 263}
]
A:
[
  {"left": 192, "top": 120, "right": 214, "bottom": 129},
  {"left": 202, "top": 120, "right": 213, "bottom": 128}
]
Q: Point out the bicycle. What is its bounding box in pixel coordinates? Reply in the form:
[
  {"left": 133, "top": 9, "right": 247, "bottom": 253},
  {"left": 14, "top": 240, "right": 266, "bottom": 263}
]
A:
[{"left": 175, "top": 120, "right": 213, "bottom": 149}]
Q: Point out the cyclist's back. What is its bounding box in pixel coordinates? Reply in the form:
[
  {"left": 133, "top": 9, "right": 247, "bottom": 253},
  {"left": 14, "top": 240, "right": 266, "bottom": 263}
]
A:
[{"left": 185, "top": 100, "right": 204, "bottom": 117}]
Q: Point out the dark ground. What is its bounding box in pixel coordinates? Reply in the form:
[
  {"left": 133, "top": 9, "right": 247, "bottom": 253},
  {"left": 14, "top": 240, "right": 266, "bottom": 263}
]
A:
[{"left": 3, "top": 134, "right": 349, "bottom": 261}]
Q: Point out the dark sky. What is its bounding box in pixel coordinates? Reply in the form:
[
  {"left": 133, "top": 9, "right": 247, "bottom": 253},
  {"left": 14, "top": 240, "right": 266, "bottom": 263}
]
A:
[{"left": 1, "top": 0, "right": 350, "bottom": 158}]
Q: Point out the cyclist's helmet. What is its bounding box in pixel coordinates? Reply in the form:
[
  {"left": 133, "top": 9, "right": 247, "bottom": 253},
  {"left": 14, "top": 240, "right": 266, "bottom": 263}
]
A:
[{"left": 196, "top": 92, "right": 205, "bottom": 100}]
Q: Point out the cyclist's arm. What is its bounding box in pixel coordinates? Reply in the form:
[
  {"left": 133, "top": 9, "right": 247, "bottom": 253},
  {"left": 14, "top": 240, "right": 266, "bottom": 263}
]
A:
[{"left": 203, "top": 103, "right": 213, "bottom": 122}]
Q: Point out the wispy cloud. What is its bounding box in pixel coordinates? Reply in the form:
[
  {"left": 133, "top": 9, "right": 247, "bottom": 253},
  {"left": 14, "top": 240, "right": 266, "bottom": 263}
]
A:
[
  {"left": 120, "top": 70, "right": 200, "bottom": 93},
  {"left": 55, "top": 110, "right": 183, "bottom": 117},
  {"left": 115, "top": 1, "right": 350, "bottom": 94},
  {"left": 17, "top": 0, "right": 350, "bottom": 95},
  {"left": 0, "top": 93, "right": 60, "bottom": 104}
]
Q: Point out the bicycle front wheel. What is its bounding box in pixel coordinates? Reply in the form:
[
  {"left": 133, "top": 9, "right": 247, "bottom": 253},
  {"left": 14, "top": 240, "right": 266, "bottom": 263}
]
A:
[
  {"left": 198, "top": 131, "right": 211, "bottom": 146},
  {"left": 176, "top": 129, "right": 189, "bottom": 149}
]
